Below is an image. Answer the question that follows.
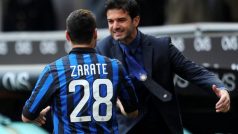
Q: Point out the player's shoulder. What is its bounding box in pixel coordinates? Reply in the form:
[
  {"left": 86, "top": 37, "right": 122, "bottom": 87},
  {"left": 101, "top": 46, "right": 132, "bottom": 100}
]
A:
[{"left": 47, "top": 55, "right": 69, "bottom": 70}]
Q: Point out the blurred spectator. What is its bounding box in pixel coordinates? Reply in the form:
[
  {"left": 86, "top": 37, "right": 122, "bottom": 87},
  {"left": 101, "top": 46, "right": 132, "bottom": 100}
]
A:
[
  {"left": 52, "top": 0, "right": 107, "bottom": 29},
  {"left": 78, "top": 0, "right": 167, "bottom": 27},
  {"left": 52, "top": 0, "right": 238, "bottom": 29},
  {"left": 82, "top": 0, "right": 107, "bottom": 28},
  {"left": 0, "top": 1, "right": 2, "bottom": 31},
  {"left": 165, "top": 0, "right": 238, "bottom": 24},
  {"left": 2, "top": 0, "right": 56, "bottom": 31},
  {"left": 1, "top": 0, "right": 238, "bottom": 31},
  {"left": 52, "top": 0, "right": 76, "bottom": 30},
  {"left": 136, "top": 0, "right": 166, "bottom": 26},
  {"left": 0, "top": 0, "right": 8, "bottom": 31},
  {"left": 225, "top": 0, "right": 238, "bottom": 22},
  {"left": 53, "top": 0, "right": 166, "bottom": 29}
]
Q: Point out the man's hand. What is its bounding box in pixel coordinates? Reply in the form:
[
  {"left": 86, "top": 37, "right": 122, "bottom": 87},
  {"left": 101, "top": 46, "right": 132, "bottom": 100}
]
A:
[
  {"left": 33, "top": 106, "right": 51, "bottom": 126},
  {"left": 212, "top": 85, "right": 230, "bottom": 113},
  {"left": 116, "top": 99, "right": 138, "bottom": 118},
  {"left": 22, "top": 106, "right": 51, "bottom": 126},
  {"left": 117, "top": 99, "right": 127, "bottom": 115}
]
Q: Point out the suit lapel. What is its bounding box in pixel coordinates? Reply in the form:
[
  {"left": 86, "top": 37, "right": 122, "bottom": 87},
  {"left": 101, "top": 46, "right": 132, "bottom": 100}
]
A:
[{"left": 141, "top": 34, "right": 153, "bottom": 76}]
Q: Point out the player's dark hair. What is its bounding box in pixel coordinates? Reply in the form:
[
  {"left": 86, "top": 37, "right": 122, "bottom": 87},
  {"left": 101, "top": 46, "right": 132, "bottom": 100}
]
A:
[
  {"left": 66, "top": 9, "right": 96, "bottom": 44},
  {"left": 105, "top": 0, "right": 140, "bottom": 19}
]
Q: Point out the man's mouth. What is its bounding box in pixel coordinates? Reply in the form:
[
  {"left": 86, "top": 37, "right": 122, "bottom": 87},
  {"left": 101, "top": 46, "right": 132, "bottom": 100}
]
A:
[{"left": 113, "top": 31, "right": 123, "bottom": 36}]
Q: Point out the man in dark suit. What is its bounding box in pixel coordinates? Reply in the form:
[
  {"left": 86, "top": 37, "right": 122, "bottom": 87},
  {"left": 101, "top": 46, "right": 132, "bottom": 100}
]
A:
[{"left": 96, "top": 0, "right": 230, "bottom": 133}]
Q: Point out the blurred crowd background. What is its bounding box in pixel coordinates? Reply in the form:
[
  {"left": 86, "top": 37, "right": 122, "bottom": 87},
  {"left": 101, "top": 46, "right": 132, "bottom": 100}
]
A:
[{"left": 0, "top": 0, "right": 238, "bottom": 32}]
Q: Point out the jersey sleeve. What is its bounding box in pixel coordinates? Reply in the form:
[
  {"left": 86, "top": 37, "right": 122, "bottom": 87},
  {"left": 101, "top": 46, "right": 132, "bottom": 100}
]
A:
[
  {"left": 117, "top": 61, "right": 138, "bottom": 113},
  {"left": 22, "top": 65, "right": 55, "bottom": 120}
]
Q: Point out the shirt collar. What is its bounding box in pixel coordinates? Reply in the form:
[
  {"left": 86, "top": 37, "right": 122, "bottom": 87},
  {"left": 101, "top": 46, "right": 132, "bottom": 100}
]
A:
[
  {"left": 118, "top": 30, "right": 141, "bottom": 54},
  {"left": 69, "top": 47, "right": 96, "bottom": 54}
]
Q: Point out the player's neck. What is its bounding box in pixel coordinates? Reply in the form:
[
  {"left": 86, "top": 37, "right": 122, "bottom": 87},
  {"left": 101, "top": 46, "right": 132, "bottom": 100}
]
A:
[
  {"left": 72, "top": 45, "right": 93, "bottom": 49},
  {"left": 72, "top": 42, "right": 95, "bottom": 49}
]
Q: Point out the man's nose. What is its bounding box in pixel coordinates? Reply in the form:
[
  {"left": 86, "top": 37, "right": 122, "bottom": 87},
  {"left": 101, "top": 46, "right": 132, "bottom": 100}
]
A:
[{"left": 112, "top": 21, "right": 120, "bottom": 28}]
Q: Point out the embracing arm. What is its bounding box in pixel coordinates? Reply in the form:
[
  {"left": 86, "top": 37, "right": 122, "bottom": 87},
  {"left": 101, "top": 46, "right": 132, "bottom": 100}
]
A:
[
  {"left": 168, "top": 42, "right": 230, "bottom": 112},
  {"left": 22, "top": 65, "right": 55, "bottom": 125},
  {"left": 22, "top": 106, "right": 51, "bottom": 126}
]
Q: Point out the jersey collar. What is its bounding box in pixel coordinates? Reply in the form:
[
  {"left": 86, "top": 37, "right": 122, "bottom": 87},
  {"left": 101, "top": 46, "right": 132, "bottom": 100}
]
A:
[{"left": 69, "top": 47, "right": 96, "bottom": 54}]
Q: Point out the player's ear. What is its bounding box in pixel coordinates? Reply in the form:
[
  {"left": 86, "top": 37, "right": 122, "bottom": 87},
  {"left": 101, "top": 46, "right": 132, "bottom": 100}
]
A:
[
  {"left": 65, "top": 30, "right": 71, "bottom": 42},
  {"left": 93, "top": 28, "right": 97, "bottom": 40}
]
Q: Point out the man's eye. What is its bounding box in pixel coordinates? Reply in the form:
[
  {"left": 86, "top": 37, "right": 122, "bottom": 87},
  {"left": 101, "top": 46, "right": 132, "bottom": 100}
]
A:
[
  {"left": 118, "top": 19, "right": 126, "bottom": 23},
  {"left": 108, "top": 20, "right": 113, "bottom": 24}
]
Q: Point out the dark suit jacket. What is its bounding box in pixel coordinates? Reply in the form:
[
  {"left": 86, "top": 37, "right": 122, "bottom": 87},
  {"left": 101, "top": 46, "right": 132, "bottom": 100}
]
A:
[{"left": 96, "top": 31, "right": 224, "bottom": 134}]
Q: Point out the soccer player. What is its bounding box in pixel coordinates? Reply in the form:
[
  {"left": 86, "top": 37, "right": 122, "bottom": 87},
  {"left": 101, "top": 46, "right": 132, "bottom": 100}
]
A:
[{"left": 22, "top": 9, "right": 138, "bottom": 134}]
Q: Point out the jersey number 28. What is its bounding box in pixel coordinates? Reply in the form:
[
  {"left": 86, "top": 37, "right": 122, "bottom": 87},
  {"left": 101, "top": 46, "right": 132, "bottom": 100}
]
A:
[{"left": 69, "top": 79, "right": 113, "bottom": 122}]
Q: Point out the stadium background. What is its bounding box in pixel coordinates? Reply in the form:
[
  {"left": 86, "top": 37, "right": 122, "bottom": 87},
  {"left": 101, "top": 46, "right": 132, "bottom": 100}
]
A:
[{"left": 0, "top": 0, "right": 238, "bottom": 133}]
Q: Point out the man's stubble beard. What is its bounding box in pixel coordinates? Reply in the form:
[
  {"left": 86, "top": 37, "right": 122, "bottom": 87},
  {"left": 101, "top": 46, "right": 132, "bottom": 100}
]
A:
[{"left": 113, "top": 27, "right": 134, "bottom": 44}]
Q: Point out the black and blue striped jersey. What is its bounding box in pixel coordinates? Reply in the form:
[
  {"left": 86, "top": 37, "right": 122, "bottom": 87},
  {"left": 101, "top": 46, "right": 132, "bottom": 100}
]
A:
[{"left": 22, "top": 48, "right": 138, "bottom": 134}]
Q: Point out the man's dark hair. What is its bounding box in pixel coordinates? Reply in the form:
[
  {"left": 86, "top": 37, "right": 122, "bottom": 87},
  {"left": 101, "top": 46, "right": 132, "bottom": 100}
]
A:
[
  {"left": 66, "top": 9, "right": 96, "bottom": 44},
  {"left": 105, "top": 0, "right": 140, "bottom": 19}
]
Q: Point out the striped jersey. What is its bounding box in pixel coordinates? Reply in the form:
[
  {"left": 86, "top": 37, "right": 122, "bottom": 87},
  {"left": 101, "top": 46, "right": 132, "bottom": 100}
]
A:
[{"left": 22, "top": 48, "right": 138, "bottom": 134}]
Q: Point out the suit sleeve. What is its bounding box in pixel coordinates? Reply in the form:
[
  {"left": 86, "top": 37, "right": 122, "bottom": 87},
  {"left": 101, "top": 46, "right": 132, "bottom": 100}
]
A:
[
  {"left": 22, "top": 65, "right": 55, "bottom": 120},
  {"left": 168, "top": 41, "right": 225, "bottom": 89}
]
